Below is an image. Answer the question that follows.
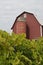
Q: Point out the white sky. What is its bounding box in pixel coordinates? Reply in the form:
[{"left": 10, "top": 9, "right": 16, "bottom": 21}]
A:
[{"left": 0, "top": 0, "right": 43, "bottom": 32}]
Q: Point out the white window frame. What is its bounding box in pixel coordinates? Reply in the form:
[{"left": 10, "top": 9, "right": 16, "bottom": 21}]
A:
[
  {"left": 24, "top": 14, "right": 27, "bottom": 18},
  {"left": 40, "top": 26, "right": 42, "bottom": 37}
]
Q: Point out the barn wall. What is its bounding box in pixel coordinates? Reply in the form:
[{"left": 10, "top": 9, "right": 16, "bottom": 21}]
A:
[
  {"left": 13, "top": 23, "right": 16, "bottom": 33},
  {"left": 26, "top": 13, "right": 41, "bottom": 39},
  {"left": 13, "top": 21, "right": 26, "bottom": 34}
]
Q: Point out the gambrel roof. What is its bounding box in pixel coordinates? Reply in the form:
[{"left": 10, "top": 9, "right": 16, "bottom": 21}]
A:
[{"left": 11, "top": 11, "right": 43, "bottom": 29}]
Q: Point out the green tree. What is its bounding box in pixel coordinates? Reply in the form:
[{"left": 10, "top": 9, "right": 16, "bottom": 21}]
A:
[{"left": 0, "top": 30, "right": 43, "bottom": 65}]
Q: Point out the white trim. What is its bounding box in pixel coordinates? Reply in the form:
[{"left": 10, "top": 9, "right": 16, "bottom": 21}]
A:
[{"left": 40, "top": 26, "right": 42, "bottom": 37}]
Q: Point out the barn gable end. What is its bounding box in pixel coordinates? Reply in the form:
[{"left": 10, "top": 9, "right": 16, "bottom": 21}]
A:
[{"left": 11, "top": 11, "right": 42, "bottom": 39}]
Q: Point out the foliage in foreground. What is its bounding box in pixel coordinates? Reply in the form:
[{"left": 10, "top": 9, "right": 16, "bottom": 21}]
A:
[{"left": 0, "top": 30, "right": 43, "bottom": 65}]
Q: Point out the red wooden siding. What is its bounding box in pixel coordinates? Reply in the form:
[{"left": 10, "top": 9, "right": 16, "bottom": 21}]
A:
[
  {"left": 26, "top": 14, "right": 41, "bottom": 39},
  {"left": 13, "top": 21, "right": 26, "bottom": 34},
  {"left": 11, "top": 12, "right": 42, "bottom": 39}
]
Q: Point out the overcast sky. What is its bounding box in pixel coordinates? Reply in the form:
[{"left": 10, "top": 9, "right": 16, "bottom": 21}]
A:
[{"left": 0, "top": 0, "right": 43, "bottom": 32}]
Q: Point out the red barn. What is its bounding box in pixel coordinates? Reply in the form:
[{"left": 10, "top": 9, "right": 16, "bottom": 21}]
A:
[{"left": 11, "top": 11, "right": 43, "bottom": 40}]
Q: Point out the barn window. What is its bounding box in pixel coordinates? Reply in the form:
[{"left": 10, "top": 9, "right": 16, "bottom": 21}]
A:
[
  {"left": 24, "top": 14, "right": 27, "bottom": 18},
  {"left": 17, "top": 17, "right": 21, "bottom": 21},
  {"left": 17, "top": 17, "right": 26, "bottom": 21}
]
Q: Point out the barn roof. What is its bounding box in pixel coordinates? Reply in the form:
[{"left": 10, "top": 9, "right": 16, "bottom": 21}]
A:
[{"left": 11, "top": 11, "right": 42, "bottom": 29}]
